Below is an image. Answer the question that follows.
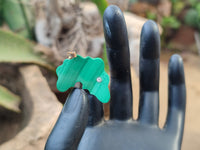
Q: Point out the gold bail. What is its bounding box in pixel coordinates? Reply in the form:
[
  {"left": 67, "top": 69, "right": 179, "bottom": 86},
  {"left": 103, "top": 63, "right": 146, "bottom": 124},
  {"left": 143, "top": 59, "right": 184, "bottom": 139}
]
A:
[{"left": 66, "top": 51, "right": 77, "bottom": 59}]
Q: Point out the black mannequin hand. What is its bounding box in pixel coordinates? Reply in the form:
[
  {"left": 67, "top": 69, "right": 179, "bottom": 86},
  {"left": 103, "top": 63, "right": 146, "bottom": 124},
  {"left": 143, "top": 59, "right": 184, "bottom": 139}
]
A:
[{"left": 45, "top": 5, "right": 186, "bottom": 150}]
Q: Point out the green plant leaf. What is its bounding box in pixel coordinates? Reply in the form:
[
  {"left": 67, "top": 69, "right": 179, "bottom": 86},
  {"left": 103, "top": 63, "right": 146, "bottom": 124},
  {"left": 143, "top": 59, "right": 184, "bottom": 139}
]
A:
[
  {"left": 173, "top": 1, "right": 184, "bottom": 15},
  {"left": 0, "top": 0, "right": 4, "bottom": 26},
  {"left": 0, "top": 29, "right": 55, "bottom": 70},
  {"left": 161, "top": 16, "right": 181, "bottom": 29},
  {"left": 3, "top": 0, "right": 35, "bottom": 39},
  {"left": 92, "top": 0, "right": 108, "bottom": 17},
  {"left": 146, "top": 11, "right": 157, "bottom": 20},
  {"left": 103, "top": 43, "right": 109, "bottom": 72},
  {"left": 0, "top": 85, "right": 21, "bottom": 112}
]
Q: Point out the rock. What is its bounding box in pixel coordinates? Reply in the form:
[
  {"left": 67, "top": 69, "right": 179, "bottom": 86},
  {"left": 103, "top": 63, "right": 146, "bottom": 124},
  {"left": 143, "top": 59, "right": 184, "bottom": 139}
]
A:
[
  {"left": 81, "top": 2, "right": 103, "bottom": 36},
  {"left": 87, "top": 36, "right": 104, "bottom": 58},
  {"left": 35, "top": 15, "right": 62, "bottom": 47},
  {"left": 0, "top": 65, "right": 62, "bottom": 150}
]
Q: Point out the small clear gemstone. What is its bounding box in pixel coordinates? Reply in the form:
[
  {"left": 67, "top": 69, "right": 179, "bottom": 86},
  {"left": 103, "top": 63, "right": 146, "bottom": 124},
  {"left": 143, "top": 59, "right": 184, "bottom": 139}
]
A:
[{"left": 97, "top": 77, "right": 102, "bottom": 82}]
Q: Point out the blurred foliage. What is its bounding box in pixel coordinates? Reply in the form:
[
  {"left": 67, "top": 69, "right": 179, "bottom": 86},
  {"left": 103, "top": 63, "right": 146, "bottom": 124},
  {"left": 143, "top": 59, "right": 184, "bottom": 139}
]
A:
[
  {"left": 0, "top": 0, "right": 53, "bottom": 112},
  {"left": 185, "top": 9, "right": 200, "bottom": 29},
  {"left": 0, "top": 29, "right": 54, "bottom": 70},
  {"left": 169, "top": 0, "right": 184, "bottom": 30},
  {"left": 172, "top": 1, "right": 184, "bottom": 15},
  {"left": 189, "top": 0, "right": 199, "bottom": 7},
  {"left": 0, "top": 0, "right": 35, "bottom": 39},
  {"left": 103, "top": 43, "right": 109, "bottom": 72},
  {"left": 0, "top": 0, "right": 3, "bottom": 26},
  {"left": 0, "top": 85, "right": 21, "bottom": 112},
  {"left": 129, "top": 0, "right": 138, "bottom": 2},
  {"left": 185, "top": 0, "right": 200, "bottom": 30},
  {"left": 170, "top": 0, "right": 200, "bottom": 31},
  {"left": 161, "top": 16, "right": 181, "bottom": 29},
  {"left": 146, "top": 11, "right": 157, "bottom": 20},
  {"left": 144, "top": 0, "right": 182, "bottom": 33}
]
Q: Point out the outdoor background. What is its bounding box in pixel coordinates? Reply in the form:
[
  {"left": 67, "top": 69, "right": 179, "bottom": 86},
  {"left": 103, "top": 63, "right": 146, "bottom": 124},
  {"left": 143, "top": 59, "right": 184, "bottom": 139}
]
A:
[{"left": 0, "top": 0, "right": 199, "bottom": 149}]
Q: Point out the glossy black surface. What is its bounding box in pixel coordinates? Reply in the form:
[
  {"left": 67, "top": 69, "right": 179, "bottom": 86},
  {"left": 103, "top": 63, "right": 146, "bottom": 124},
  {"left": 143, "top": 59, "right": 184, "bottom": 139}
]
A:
[{"left": 45, "top": 5, "right": 186, "bottom": 150}]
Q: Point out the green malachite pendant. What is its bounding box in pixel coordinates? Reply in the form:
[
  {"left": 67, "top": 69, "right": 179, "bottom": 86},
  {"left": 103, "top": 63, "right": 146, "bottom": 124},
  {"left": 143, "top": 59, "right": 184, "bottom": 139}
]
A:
[{"left": 56, "top": 55, "right": 110, "bottom": 103}]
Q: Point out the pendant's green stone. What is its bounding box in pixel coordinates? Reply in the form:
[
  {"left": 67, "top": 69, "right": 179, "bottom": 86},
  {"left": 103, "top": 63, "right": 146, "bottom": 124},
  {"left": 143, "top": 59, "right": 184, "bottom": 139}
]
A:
[{"left": 56, "top": 55, "right": 110, "bottom": 103}]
